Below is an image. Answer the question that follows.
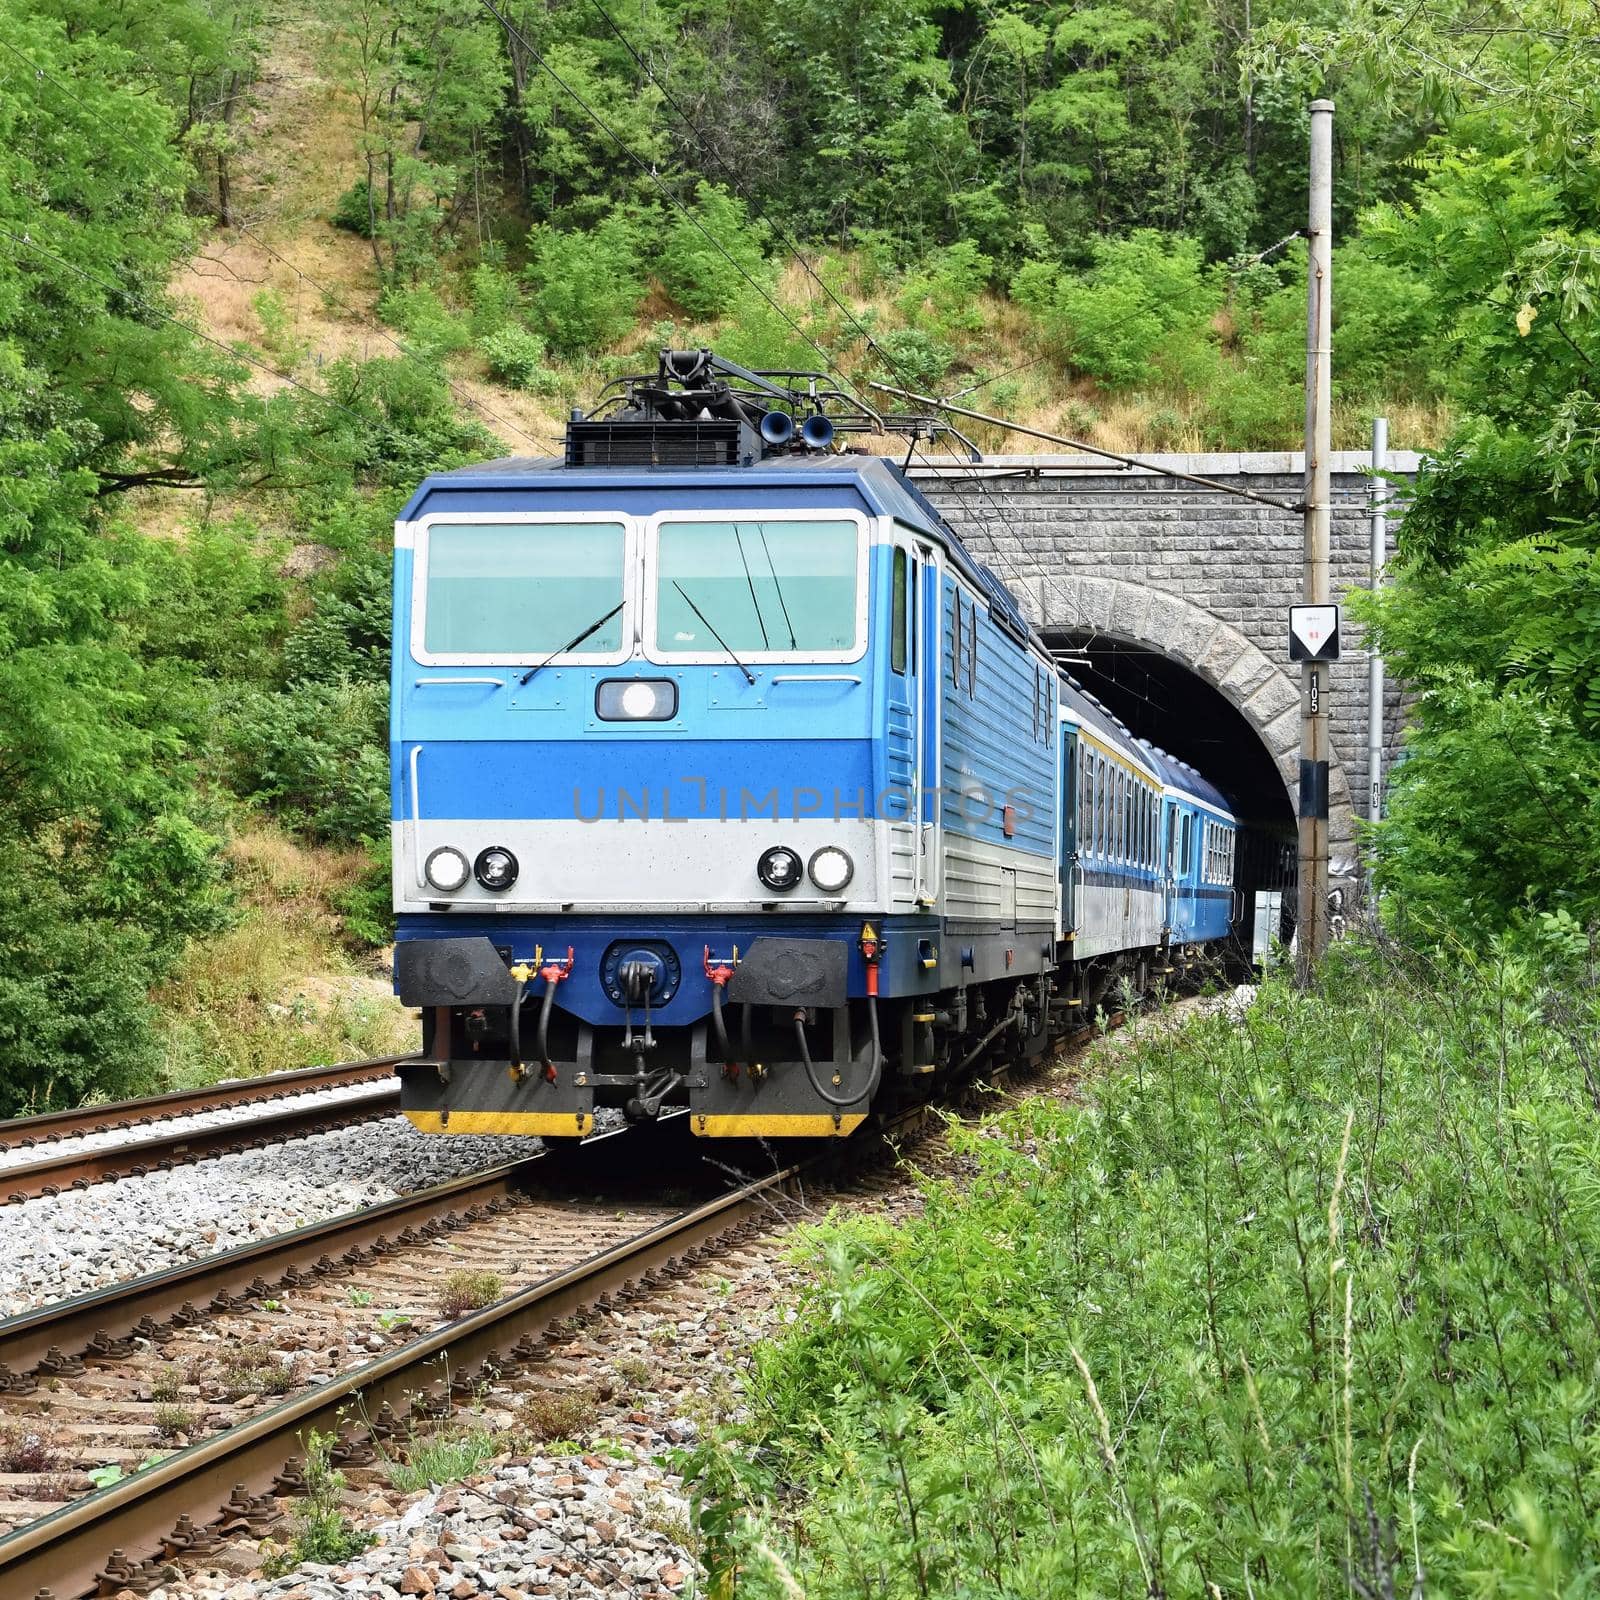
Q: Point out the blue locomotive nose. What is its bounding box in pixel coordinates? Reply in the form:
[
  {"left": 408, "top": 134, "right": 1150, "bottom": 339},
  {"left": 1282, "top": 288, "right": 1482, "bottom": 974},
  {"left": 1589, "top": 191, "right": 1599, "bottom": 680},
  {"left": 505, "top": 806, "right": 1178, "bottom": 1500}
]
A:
[{"left": 599, "top": 940, "right": 681, "bottom": 1008}]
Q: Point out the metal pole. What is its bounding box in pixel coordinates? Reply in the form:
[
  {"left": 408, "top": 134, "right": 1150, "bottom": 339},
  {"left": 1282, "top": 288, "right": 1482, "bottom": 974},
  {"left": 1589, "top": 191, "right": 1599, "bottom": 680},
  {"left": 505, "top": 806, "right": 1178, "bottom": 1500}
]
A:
[
  {"left": 1297, "top": 99, "right": 1334, "bottom": 985},
  {"left": 1368, "top": 416, "right": 1388, "bottom": 830}
]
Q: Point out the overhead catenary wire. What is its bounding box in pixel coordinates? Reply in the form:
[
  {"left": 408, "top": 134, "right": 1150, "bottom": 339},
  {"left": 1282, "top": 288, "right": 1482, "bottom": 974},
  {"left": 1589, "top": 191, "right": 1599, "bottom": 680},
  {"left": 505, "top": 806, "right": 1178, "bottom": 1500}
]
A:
[{"left": 557, "top": 0, "right": 1049, "bottom": 602}]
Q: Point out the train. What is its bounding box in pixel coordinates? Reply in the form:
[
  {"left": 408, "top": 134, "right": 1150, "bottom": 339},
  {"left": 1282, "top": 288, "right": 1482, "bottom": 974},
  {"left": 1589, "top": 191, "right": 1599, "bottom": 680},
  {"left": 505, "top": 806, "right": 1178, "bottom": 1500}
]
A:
[{"left": 388, "top": 350, "right": 1240, "bottom": 1139}]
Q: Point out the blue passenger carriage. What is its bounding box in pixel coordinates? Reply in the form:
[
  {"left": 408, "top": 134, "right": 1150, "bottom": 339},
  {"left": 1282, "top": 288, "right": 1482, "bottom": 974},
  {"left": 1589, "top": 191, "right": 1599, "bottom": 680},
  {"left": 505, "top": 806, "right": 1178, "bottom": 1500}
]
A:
[{"left": 389, "top": 352, "right": 1239, "bottom": 1140}]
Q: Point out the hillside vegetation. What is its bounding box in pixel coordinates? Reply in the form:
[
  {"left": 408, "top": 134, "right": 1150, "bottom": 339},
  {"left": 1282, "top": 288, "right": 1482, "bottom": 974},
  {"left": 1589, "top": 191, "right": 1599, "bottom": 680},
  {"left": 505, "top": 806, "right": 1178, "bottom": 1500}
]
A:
[{"left": 0, "top": 0, "right": 1597, "bottom": 1111}]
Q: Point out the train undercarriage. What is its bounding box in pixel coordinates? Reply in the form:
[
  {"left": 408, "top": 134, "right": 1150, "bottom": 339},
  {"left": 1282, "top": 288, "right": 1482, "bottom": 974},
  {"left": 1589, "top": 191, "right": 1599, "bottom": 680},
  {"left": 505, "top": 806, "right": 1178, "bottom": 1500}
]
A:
[{"left": 394, "top": 934, "right": 1234, "bottom": 1140}]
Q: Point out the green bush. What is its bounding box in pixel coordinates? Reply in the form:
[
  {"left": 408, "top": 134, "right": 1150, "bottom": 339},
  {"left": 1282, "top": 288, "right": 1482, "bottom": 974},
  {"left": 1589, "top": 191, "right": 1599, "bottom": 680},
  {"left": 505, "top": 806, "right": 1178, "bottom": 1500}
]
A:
[
  {"left": 468, "top": 261, "right": 523, "bottom": 339},
  {"left": 655, "top": 182, "right": 771, "bottom": 320},
  {"left": 478, "top": 325, "right": 559, "bottom": 392},
  {"left": 331, "top": 177, "right": 376, "bottom": 237},
  {"left": 376, "top": 284, "right": 472, "bottom": 362},
  {"left": 227, "top": 679, "right": 389, "bottom": 847},
  {"left": 872, "top": 327, "right": 954, "bottom": 392},
  {"left": 1017, "top": 231, "right": 1220, "bottom": 389},
  {"left": 699, "top": 940, "right": 1600, "bottom": 1596},
  {"left": 896, "top": 239, "right": 993, "bottom": 339},
  {"left": 334, "top": 837, "right": 395, "bottom": 948},
  {"left": 525, "top": 214, "right": 645, "bottom": 356}
]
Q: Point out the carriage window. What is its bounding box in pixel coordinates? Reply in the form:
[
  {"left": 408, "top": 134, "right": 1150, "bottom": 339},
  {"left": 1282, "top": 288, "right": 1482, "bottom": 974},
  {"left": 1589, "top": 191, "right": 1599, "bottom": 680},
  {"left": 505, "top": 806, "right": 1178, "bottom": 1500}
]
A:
[
  {"left": 1079, "top": 750, "right": 1091, "bottom": 855},
  {"left": 654, "top": 519, "right": 860, "bottom": 657},
  {"left": 1095, "top": 757, "right": 1106, "bottom": 858},
  {"left": 422, "top": 521, "right": 626, "bottom": 658},
  {"left": 891, "top": 550, "right": 907, "bottom": 675}
]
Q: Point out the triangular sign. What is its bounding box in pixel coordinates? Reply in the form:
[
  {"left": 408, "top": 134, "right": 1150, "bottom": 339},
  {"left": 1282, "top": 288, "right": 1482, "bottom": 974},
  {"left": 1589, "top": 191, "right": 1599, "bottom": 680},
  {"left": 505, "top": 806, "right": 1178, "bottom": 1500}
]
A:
[{"left": 1288, "top": 604, "right": 1340, "bottom": 661}]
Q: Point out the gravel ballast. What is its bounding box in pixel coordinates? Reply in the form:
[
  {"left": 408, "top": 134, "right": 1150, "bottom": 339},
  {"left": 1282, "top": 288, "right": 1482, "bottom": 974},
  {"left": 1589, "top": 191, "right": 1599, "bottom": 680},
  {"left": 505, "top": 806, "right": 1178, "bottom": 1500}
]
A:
[
  {"left": 0, "top": 1079, "right": 397, "bottom": 1174},
  {"left": 0, "top": 1117, "right": 540, "bottom": 1316}
]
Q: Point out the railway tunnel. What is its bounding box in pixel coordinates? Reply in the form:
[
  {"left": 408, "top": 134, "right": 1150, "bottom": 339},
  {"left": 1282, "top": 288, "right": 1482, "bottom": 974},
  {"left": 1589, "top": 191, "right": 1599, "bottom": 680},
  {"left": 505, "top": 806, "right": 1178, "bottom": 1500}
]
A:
[{"left": 914, "top": 447, "right": 1415, "bottom": 929}]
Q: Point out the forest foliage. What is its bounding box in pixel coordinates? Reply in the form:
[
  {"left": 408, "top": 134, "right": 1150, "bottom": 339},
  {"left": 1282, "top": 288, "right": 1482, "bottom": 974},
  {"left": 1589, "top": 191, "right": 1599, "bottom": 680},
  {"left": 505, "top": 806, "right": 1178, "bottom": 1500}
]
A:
[{"left": 0, "top": 0, "right": 1595, "bottom": 1111}]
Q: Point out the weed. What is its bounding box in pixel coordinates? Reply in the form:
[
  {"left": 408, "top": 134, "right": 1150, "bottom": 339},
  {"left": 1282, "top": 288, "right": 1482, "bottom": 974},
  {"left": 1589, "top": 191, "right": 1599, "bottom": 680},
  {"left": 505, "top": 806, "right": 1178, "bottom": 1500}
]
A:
[
  {"left": 152, "top": 1404, "right": 194, "bottom": 1440},
  {"left": 262, "top": 1426, "right": 373, "bottom": 1578},
  {"left": 28, "top": 1471, "right": 78, "bottom": 1502},
  {"left": 86, "top": 1464, "right": 123, "bottom": 1490},
  {"left": 0, "top": 1429, "right": 59, "bottom": 1474},
  {"left": 612, "top": 1353, "right": 654, "bottom": 1393},
  {"left": 347, "top": 1287, "right": 374, "bottom": 1308},
  {"left": 696, "top": 940, "right": 1600, "bottom": 1595},
  {"left": 384, "top": 1426, "right": 502, "bottom": 1493},
  {"left": 437, "top": 1269, "right": 503, "bottom": 1319},
  {"left": 206, "top": 1342, "right": 297, "bottom": 1400},
  {"left": 149, "top": 1365, "right": 183, "bottom": 1403},
  {"left": 515, "top": 1385, "right": 594, "bottom": 1445},
  {"left": 377, "top": 1310, "right": 412, "bottom": 1333}
]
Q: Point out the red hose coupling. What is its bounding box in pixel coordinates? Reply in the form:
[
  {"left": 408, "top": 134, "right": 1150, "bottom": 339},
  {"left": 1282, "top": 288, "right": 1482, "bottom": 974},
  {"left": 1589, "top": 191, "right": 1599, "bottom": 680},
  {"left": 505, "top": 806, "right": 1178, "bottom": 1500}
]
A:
[
  {"left": 703, "top": 944, "right": 739, "bottom": 986},
  {"left": 540, "top": 946, "right": 575, "bottom": 985}
]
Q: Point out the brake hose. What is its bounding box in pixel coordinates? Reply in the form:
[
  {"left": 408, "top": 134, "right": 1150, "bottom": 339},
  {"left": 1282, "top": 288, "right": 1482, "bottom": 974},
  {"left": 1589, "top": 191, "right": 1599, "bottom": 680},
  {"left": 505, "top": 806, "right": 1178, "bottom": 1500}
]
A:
[{"left": 793, "top": 997, "right": 882, "bottom": 1109}]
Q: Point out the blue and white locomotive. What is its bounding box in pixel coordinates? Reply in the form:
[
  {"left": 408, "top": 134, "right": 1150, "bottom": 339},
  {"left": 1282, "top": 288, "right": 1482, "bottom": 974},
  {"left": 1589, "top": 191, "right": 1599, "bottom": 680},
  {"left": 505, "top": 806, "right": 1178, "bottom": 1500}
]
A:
[{"left": 389, "top": 351, "right": 1238, "bottom": 1139}]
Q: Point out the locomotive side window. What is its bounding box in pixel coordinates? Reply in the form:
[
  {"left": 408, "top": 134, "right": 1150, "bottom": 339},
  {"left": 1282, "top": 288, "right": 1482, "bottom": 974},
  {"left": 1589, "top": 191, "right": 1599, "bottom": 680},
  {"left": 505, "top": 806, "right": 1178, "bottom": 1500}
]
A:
[
  {"left": 653, "top": 518, "right": 861, "bottom": 658},
  {"left": 421, "top": 521, "right": 626, "bottom": 658},
  {"left": 891, "top": 549, "right": 908, "bottom": 675},
  {"left": 949, "top": 591, "right": 978, "bottom": 695}
]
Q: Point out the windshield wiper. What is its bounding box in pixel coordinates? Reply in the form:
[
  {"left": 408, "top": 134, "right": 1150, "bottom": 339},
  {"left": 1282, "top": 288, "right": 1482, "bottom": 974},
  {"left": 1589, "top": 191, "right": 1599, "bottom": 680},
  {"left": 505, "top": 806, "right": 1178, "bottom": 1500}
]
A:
[
  {"left": 754, "top": 523, "right": 798, "bottom": 649},
  {"left": 672, "top": 581, "right": 756, "bottom": 685},
  {"left": 733, "top": 525, "right": 770, "bottom": 649},
  {"left": 518, "top": 601, "right": 625, "bottom": 686}
]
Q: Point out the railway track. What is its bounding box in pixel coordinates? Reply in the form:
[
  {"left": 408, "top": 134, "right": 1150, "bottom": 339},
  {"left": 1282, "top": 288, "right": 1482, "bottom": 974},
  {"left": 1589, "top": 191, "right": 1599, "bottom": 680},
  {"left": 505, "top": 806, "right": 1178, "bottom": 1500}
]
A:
[
  {"left": 0, "top": 1060, "right": 408, "bottom": 1207},
  {"left": 0, "top": 1006, "right": 1153, "bottom": 1600},
  {"left": 0, "top": 1113, "right": 824, "bottom": 1600}
]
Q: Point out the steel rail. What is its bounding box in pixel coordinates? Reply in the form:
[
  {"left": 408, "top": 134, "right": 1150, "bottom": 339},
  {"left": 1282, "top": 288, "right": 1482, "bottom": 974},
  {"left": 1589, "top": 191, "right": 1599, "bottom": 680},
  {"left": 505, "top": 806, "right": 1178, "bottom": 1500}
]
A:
[
  {"left": 0, "top": 1084, "right": 403, "bottom": 1206},
  {"left": 0, "top": 1057, "right": 408, "bottom": 1150},
  {"left": 0, "top": 1148, "right": 809, "bottom": 1600},
  {"left": 0, "top": 1156, "right": 545, "bottom": 1378}
]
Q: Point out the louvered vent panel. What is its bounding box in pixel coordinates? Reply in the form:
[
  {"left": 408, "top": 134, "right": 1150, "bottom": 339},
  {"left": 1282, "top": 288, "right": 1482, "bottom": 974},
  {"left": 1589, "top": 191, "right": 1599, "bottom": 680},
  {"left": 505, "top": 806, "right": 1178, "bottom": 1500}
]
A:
[{"left": 564, "top": 420, "right": 752, "bottom": 467}]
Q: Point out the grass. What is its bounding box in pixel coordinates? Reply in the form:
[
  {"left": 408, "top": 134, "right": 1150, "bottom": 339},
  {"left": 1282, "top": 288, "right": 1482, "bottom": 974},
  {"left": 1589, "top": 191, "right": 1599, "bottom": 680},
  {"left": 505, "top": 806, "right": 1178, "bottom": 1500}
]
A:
[
  {"left": 688, "top": 933, "right": 1600, "bottom": 1597},
  {"left": 384, "top": 1425, "right": 503, "bottom": 1493},
  {"left": 153, "top": 824, "right": 414, "bottom": 1088},
  {"left": 149, "top": 1365, "right": 183, "bottom": 1404},
  {"left": 152, "top": 1404, "right": 195, "bottom": 1440},
  {"left": 437, "top": 1269, "right": 504, "bottom": 1320},
  {"left": 200, "top": 1341, "right": 299, "bottom": 1401}
]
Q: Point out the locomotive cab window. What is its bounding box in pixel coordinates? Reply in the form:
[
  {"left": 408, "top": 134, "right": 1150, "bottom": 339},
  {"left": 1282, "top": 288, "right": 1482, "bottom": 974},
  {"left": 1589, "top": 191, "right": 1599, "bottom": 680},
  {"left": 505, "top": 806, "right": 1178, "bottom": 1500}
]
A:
[
  {"left": 650, "top": 516, "right": 864, "bottom": 661},
  {"left": 417, "top": 519, "right": 628, "bottom": 662}
]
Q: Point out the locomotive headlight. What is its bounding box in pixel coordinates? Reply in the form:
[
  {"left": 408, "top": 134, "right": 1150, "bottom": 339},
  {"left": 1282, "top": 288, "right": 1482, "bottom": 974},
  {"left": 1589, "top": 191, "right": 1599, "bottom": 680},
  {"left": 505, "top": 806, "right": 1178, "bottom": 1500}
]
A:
[
  {"left": 473, "top": 846, "right": 519, "bottom": 892},
  {"left": 596, "top": 679, "right": 678, "bottom": 721},
  {"left": 424, "top": 846, "right": 471, "bottom": 894},
  {"left": 807, "top": 846, "right": 854, "bottom": 894},
  {"left": 757, "top": 845, "right": 804, "bottom": 893}
]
